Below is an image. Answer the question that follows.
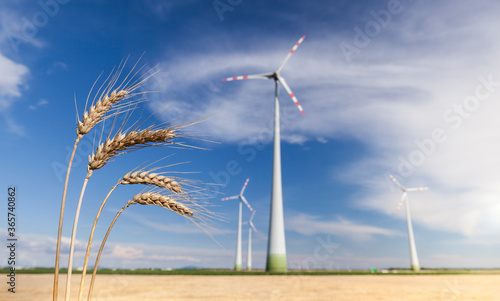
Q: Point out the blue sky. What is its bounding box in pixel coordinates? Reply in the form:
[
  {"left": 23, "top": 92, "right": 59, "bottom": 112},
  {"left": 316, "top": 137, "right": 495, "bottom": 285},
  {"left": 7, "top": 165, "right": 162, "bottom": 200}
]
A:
[{"left": 1, "top": 0, "right": 500, "bottom": 270}]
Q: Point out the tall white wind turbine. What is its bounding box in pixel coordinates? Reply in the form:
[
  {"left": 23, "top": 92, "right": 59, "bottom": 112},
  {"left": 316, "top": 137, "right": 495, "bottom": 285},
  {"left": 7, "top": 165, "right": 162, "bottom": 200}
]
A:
[
  {"left": 246, "top": 210, "right": 258, "bottom": 271},
  {"left": 222, "top": 36, "right": 306, "bottom": 272},
  {"left": 389, "top": 174, "right": 429, "bottom": 272},
  {"left": 221, "top": 178, "right": 254, "bottom": 271}
]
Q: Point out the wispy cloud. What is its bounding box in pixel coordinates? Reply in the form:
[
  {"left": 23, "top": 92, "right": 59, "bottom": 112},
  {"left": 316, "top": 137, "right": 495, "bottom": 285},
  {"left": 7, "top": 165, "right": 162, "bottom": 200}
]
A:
[
  {"left": 0, "top": 52, "right": 29, "bottom": 134},
  {"left": 0, "top": 229, "right": 230, "bottom": 268},
  {"left": 108, "top": 244, "right": 201, "bottom": 263},
  {"left": 144, "top": 0, "right": 500, "bottom": 243},
  {"left": 138, "top": 0, "right": 199, "bottom": 20},
  {"left": 29, "top": 98, "right": 49, "bottom": 110},
  {"left": 120, "top": 210, "right": 211, "bottom": 235},
  {"left": 0, "top": 5, "right": 45, "bottom": 52},
  {"left": 0, "top": 53, "right": 29, "bottom": 100},
  {"left": 46, "top": 61, "right": 68, "bottom": 75},
  {"left": 286, "top": 213, "right": 400, "bottom": 240},
  {"left": 2, "top": 113, "right": 25, "bottom": 135},
  {"left": 128, "top": 2, "right": 500, "bottom": 256}
]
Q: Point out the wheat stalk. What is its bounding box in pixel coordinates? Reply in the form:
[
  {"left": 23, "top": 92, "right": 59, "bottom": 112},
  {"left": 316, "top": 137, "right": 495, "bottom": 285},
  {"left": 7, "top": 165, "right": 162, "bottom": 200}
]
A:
[
  {"left": 87, "top": 192, "right": 193, "bottom": 300},
  {"left": 68, "top": 126, "right": 182, "bottom": 301},
  {"left": 62, "top": 70, "right": 159, "bottom": 301},
  {"left": 54, "top": 61, "right": 150, "bottom": 301},
  {"left": 77, "top": 169, "right": 185, "bottom": 301}
]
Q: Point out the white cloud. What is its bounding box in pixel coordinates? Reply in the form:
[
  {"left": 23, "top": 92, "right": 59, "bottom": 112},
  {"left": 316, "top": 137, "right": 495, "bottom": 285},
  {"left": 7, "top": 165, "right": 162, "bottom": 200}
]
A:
[
  {"left": 0, "top": 4, "right": 33, "bottom": 134},
  {"left": 121, "top": 210, "right": 214, "bottom": 235},
  {"left": 139, "top": 0, "right": 198, "bottom": 20},
  {"left": 0, "top": 52, "right": 29, "bottom": 134},
  {"left": 145, "top": 1, "right": 500, "bottom": 243},
  {"left": 0, "top": 7, "right": 45, "bottom": 52},
  {"left": 29, "top": 98, "right": 49, "bottom": 110},
  {"left": 0, "top": 229, "right": 228, "bottom": 268},
  {"left": 108, "top": 245, "right": 144, "bottom": 260},
  {"left": 2, "top": 113, "right": 25, "bottom": 135},
  {"left": 47, "top": 61, "right": 68, "bottom": 75},
  {"left": 286, "top": 213, "right": 400, "bottom": 240},
  {"left": 331, "top": 2, "right": 500, "bottom": 240},
  {"left": 108, "top": 245, "right": 201, "bottom": 263},
  {"left": 0, "top": 53, "right": 28, "bottom": 99}
]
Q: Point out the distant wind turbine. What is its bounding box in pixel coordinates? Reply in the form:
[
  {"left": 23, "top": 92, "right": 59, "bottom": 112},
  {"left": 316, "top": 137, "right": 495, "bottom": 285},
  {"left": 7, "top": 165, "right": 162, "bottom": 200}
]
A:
[
  {"left": 389, "top": 174, "right": 429, "bottom": 272},
  {"left": 221, "top": 178, "right": 254, "bottom": 271},
  {"left": 245, "top": 210, "right": 258, "bottom": 271},
  {"left": 222, "top": 36, "right": 307, "bottom": 272}
]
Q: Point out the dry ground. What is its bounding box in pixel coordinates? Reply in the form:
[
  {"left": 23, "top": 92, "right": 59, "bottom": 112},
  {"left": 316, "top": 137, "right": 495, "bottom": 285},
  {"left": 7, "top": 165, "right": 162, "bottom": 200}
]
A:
[{"left": 3, "top": 274, "right": 500, "bottom": 300}]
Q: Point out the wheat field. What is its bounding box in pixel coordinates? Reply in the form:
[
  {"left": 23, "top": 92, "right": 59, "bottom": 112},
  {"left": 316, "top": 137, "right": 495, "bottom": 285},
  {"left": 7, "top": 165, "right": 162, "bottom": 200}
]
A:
[{"left": 7, "top": 274, "right": 500, "bottom": 301}]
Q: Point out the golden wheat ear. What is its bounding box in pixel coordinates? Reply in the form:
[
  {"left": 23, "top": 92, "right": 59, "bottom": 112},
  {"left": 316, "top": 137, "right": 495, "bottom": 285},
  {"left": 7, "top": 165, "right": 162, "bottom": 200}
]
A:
[
  {"left": 77, "top": 90, "right": 130, "bottom": 138},
  {"left": 54, "top": 59, "right": 152, "bottom": 301},
  {"left": 88, "top": 128, "right": 177, "bottom": 171},
  {"left": 121, "top": 171, "right": 183, "bottom": 193},
  {"left": 78, "top": 166, "right": 188, "bottom": 300},
  {"left": 87, "top": 192, "right": 194, "bottom": 300},
  {"left": 131, "top": 191, "right": 194, "bottom": 216}
]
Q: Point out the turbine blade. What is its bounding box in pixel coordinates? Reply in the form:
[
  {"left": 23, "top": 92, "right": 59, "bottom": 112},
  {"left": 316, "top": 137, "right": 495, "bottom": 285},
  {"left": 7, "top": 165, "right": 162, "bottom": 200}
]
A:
[
  {"left": 407, "top": 187, "right": 430, "bottom": 192},
  {"left": 249, "top": 210, "right": 256, "bottom": 222},
  {"left": 240, "top": 178, "right": 250, "bottom": 196},
  {"left": 221, "top": 195, "right": 239, "bottom": 201},
  {"left": 249, "top": 220, "right": 258, "bottom": 232},
  {"left": 397, "top": 192, "right": 407, "bottom": 211},
  {"left": 277, "top": 35, "right": 306, "bottom": 73},
  {"left": 240, "top": 196, "right": 254, "bottom": 212},
  {"left": 222, "top": 73, "right": 272, "bottom": 81},
  {"left": 278, "top": 76, "right": 305, "bottom": 115},
  {"left": 389, "top": 174, "right": 406, "bottom": 191}
]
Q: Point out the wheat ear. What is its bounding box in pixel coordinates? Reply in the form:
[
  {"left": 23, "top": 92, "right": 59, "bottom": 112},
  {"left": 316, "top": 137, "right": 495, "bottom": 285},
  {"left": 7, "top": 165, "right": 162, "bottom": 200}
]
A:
[
  {"left": 55, "top": 58, "right": 150, "bottom": 301},
  {"left": 66, "top": 127, "right": 179, "bottom": 301},
  {"left": 76, "top": 90, "right": 129, "bottom": 138},
  {"left": 87, "top": 192, "right": 193, "bottom": 300},
  {"left": 121, "top": 171, "right": 183, "bottom": 193},
  {"left": 88, "top": 128, "right": 177, "bottom": 171},
  {"left": 55, "top": 92, "right": 131, "bottom": 301},
  {"left": 77, "top": 170, "right": 184, "bottom": 301}
]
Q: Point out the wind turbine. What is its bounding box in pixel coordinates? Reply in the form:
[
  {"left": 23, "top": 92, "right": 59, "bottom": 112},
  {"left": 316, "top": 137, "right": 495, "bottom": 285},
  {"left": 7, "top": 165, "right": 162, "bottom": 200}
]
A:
[
  {"left": 389, "top": 174, "right": 429, "bottom": 272},
  {"left": 222, "top": 35, "right": 306, "bottom": 272},
  {"left": 245, "top": 210, "right": 258, "bottom": 271},
  {"left": 221, "top": 178, "right": 254, "bottom": 271}
]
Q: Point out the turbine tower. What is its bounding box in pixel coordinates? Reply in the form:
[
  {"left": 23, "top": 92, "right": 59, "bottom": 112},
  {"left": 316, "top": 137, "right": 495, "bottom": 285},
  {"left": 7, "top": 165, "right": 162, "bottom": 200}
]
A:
[
  {"left": 246, "top": 210, "right": 258, "bottom": 271},
  {"left": 221, "top": 178, "right": 254, "bottom": 271},
  {"left": 222, "top": 36, "right": 306, "bottom": 272},
  {"left": 389, "top": 174, "right": 429, "bottom": 272}
]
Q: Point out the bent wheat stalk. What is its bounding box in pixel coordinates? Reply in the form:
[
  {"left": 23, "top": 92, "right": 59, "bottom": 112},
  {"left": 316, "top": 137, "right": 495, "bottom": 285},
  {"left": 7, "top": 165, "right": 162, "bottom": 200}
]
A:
[
  {"left": 54, "top": 55, "right": 156, "bottom": 301},
  {"left": 65, "top": 127, "right": 179, "bottom": 301},
  {"left": 54, "top": 78, "right": 139, "bottom": 300},
  {"left": 77, "top": 170, "right": 184, "bottom": 301},
  {"left": 87, "top": 192, "right": 193, "bottom": 300}
]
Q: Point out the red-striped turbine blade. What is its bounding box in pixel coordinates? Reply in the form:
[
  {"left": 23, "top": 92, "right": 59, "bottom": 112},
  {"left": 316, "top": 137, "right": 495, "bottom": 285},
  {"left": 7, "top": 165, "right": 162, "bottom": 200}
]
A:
[
  {"left": 240, "top": 178, "right": 250, "bottom": 196},
  {"left": 222, "top": 75, "right": 249, "bottom": 82},
  {"left": 241, "top": 196, "right": 254, "bottom": 212},
  {"left": 222, "top": 73, "right": 272, "bottom": 82},
  {"left": 397, "top": 192, "right": 406, "bottom": 211},
  {"left": 278, "top": 76, "right": 305, "bottom": 115},
  {"left": 407, "top": 187, "right": 430, "bottom": 192},
  {"left": 277, "top": 35, "right": 306, "bottom": 73},
  {"left": 388, "top": 174, "right": 406, "bottom": 191}
]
